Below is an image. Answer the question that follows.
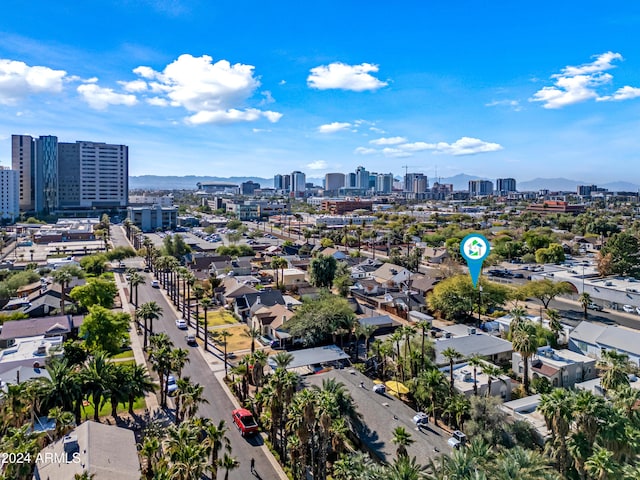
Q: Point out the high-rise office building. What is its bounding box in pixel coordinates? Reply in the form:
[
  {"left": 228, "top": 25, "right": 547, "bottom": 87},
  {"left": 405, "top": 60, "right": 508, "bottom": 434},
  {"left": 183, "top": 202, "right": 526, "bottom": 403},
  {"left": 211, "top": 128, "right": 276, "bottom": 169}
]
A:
[
  {"left": 0, "top": 167, "right": 19, "bottom": 222},
  {"left": 324, "top": 173, "right": 345, "bottom": 192},
  {"left": 12, "top": 135, "right": 128, "bottom": 213},
  {"left": 404, "top": 173, "right": 428, "bottom": 193},
  {"left": 34, "top": 135, "right": 58, "bottom": 214},
  {"left": 347, "top": 172, "right": 356, "bottom": 188},
  {"left": 240, "top": 181, "right": 260, "bottom": 195},
  {"left": 355, "top": 166, "right": 370, "bottom": 190},
  {"left": 274, "top": 174, "right": 284, "bottom": 190},
  {"left": 375, "top": 173, "right": 394, "bottom": 193},
  {"left": 496, "top": 178, "right": 517, "bottom": 195},
  {"left": 469, "top": 180, "right": 494, "bottom": 197},
  {"left": 11, "top": 135, "right": 35, "bottom": 211},
  {"left": 291, "top": 171, "right": 306, "bottom": 196}
]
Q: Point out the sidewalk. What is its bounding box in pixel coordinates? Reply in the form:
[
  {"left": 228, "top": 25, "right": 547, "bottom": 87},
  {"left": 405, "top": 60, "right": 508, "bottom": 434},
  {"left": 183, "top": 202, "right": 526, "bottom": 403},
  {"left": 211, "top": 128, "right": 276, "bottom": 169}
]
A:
[{"left": 113, "top": 259, "right": 161, "bottom": 413}]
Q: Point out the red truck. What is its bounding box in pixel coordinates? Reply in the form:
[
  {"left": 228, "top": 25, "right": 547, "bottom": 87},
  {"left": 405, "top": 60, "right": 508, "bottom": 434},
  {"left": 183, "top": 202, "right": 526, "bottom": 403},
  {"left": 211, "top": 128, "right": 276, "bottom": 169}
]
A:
[{"left": 232, "top": 408, "right": 259, "bottom": 437}]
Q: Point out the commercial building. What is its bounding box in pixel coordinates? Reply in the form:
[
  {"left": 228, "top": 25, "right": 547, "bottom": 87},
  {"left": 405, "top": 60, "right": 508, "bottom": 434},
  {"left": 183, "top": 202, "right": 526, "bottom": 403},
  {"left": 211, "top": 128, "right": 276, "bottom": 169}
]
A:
[
  {"left": 291, "top": 171, "right": 306, "bottom": 196},
  {"left": 127, "top": 205, "right": 178, "bottom": 232},
  {"left": 496, "top": 178, "right": 517, "bottom": 195},
  {"left": 320, "top": 199, "right": 374, "bottom": 215},
  {"left": 375, "top": 173, "right": 394, "bottom": 193},
  {"left": 469, "top": 180, "right": 494, "bottom": 197},
  {"left": 324, "top": 173, "right": 345, "bottom": 192},
  {"left": 404, "top": 173, "right": 428, "bottom": 193},
  {"left": 11, "top": 135, "right": 128, "bottom": 213},
  {"left": 240, "top": 180, "right": 260, "bottom": 195},
  {"left": 525, "top": 200, "right": 585, "bottom": 215},
  {"left": 0, "top": 167, "right": 19, "bottom": 223},
  {"left": 355, "top": 166, "right": 370, "bottom": 190}
]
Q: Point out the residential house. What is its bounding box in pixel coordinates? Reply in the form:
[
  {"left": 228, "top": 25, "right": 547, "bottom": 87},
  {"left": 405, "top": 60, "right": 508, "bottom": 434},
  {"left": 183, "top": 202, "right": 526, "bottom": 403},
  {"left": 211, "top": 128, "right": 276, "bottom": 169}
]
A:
[
  {"left": 512, "top": 345, "right": 597, "bottom": 388},
  {"left": 34, "top": 421, "right": 142, "bottom": 480},
  {"left": 500, "top": 395, "right": 549, "bottom": 446},
  {"left": 371, "top": 263, "right": 410, "bottom": 288},
  {"left": 446, "top": 361, "right": 512, "bottom": 399},
  {"left": 569, "top": 321, "right": 640, "bottom": 367},
  {"left": 423, "top": 247, "right": 450, "bottom": 264},
  {"left": 210, "top": 258, "right": 252, "bottom": 277},
  {"left": 0, "top": 364, "right": 51, "bottom": 392},
  {"left": 234, "top": 289, "right": 286, "bottom": 319},
  {"left": 350, "top": 258, "right": 383, "bottom": 280},
  {"left": 251, "top": 303, "right": 295, "bottom": 341},
  {"left": 317, "top": 247, "right": 348, "bottom": 261},
  {"left": 434, "top": 331, "right": 513, "bottom": 366},
  {"left": 0, "top": 314, "right": 83, "bottom": 348}
]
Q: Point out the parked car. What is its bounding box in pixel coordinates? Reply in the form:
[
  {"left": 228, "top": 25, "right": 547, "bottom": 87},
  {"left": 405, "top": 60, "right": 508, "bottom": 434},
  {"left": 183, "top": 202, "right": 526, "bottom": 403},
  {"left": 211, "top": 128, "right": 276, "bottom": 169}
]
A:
[
  {"left": 513, "top": 273, "right": 524, "bottom": 279},
  {"left": 185, "top": 333, "right": 197, "bottom": 346},
  {"left": 412, "top": 411, "right": 429, "bottom": 427},
  {"left": 232, "top": 408, "right": 259, "bottom": 437},
  {"left": 587, "top": 303, "right": 603, "bottom": 311},
  {"left": 623, "top": 304, "right": 635, "bottom": 313},
  {"left": 448, "top": 430, "right": 467, "bottom": 449},
  {"left": 151, "top": 279, "right": 160, "bottom": 288},
  {"left": 175, "top": 318, "right": 188, "bottom": 329},
  {"left": 167, "top": 375, "right": 178, "bottom": 396}
]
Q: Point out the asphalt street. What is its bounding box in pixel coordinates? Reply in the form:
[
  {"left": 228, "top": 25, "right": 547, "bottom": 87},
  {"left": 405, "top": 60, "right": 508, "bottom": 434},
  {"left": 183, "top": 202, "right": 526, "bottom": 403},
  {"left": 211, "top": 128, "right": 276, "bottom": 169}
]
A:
[{"left": 112, "top": 226, "right": 284, "bottom": 480}]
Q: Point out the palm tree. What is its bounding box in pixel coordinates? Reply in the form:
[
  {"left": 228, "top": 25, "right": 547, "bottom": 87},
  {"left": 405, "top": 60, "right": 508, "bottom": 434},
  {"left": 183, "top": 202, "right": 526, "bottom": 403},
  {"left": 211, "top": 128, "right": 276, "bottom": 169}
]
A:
[
  {"left": 467, "top": 354, "right": 483, "bottom": 396},
  {"left": 493, "top": 446, "right": 559, "bottom": 480},
  {"left": 123, "top": 363, "right": 156, "bottom": 416},
  {"left": 538, "top": 388, "right": 574, "bottom": 475},
  {"left": 356, "top": 323, "right": 377, "bottom": 358},
  {"left": 579, "top": 292, "right": 592, "bottom": 319},
  {"left": 385, "top": 455, "right": 427, "bottom": 480},
  {"left": 243, "top": 326, "right": 262, "bottom": 355},
  {"left": 511, "top": 321, "right": 538, "bottom": 394},
  {"left": 510, "top": 306, "right": 528, "bottom": 332},
  {"left": 546, "top": 308, "right": 563, "bottom": 345},
  {"left": 392, "top": 426, "right": 415, "bottom": 457},
  {"left": 599, "top": 350, "right": 630, "bottom": 393},
  {"left": 192, "top": 284, "right": 204, "bottom": 336},
  {"left": 42, "top": 358, "right": 83, "bottom": 425},
  {"left": 442, "top": 347, "right": 462, "bottom": 393},
  {"left": 585, "top": 446, "right": 620, "bottom": 480},
  {"left": 82, "top": 351, "right": 115, "bottom": 422},
  {"left": 200, "top": 297, "right": 213, "bottom": 351},
  {"left": 128, "top": 271, "right": 146, "bottom": 306},
  {"left": 482, "top": 363, "right": 502, "bottom": 398},
  {"left": 170, "top": 348, "right": 190, "bottom": 379},
  {"left": 140, "top": 435, "right": 161, "bottom": 478},
  {"left": 412, "top": 368, "right": 448, "bottom": 425},
  {"left": 219, "top": 452, "right": 239, "bottom": 480},
  {"left": 217, "top": 329, "right": 232, "bottom": 378},
  {"left": 200, "top": 419, "right": 231, "bottom": 480},
  {"left": 415, "top": 319, "right": 432, "bottom": 373},
  {"left": 137, "top": 301, "right": 163, "bottom": 351},
  {"left": 52, "top": 265, "right": 83, "bottom": 314},
  {"left": 73, "top": 472, "right": 96, "bottom": 480},
  {"left": 272, "top": 351, "right": 294, "bottom": 369}
]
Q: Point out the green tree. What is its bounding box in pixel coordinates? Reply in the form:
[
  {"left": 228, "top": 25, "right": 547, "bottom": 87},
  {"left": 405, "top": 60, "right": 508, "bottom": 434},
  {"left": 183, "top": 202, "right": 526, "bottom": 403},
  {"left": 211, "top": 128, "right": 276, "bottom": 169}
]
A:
[
  {"left": 137, "top": 301, "right": 163, "bottom": 351},
  {"left": 599, "top": 231, "right": 640, "bottom": 278},
  {"left": 442, "top": 347, "right": 462, "bottom": 394},
  {"left": 511, "top": 321, "right": 538, "bottom": 394},
  {"left": 518, "top": 279, "right": 573, "bottom": 310},
  {"left": 309, "top": 254, "right": 338, "bottom": 288},
  {"left": 51, "top": 265, "right": 84, "bottom": 314},
  {"left": 80, "top": 305, "right": 130, "bottom": 354},
  {"left": 535, "top": 243, "right": 566, "bottom": 264},
  {"left": 428, "top": 275, "right": 511, "bottom": 320},
  {"left": 79, "top": 254, "right": 109, "bottom": 275},
  {"left": 69, "top": 277, "right": 118, "bottom": 309},
  {"left": 391, "top": 426, "right": 415, "bottom": 458}
]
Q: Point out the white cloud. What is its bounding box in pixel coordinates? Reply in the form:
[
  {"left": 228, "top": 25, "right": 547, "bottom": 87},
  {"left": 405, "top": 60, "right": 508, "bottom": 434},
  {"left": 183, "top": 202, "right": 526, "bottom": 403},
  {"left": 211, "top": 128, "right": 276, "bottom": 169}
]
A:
[
  {"left": 382, "top": 147, "right": 412, "bottom": 158},
  {"left": 185, "top": 108, "right": 281, "bottom": 125},
  {"left": 529, "top": 52, "right": 638, "bottom": 109},
  {"left": 398, "top": 142, "right": 433, "bottom": 152},
  {"left": 77, "top": 83, "right": 138, "bottom": 110},
  {"left": 307, "top": 62, "right": 387, "bottom": 91},
  {"left": 318, "top": 122, "right": 351, "bottom": 133},
  {"left": 597, "top": 85, "right": 640, "bottom": 102},
  {"left": 485, "top": 99, "right": 522, "bottom": 111},
  {"left": 369, "top": 126, "right": 386, "bottom": 134},
  {"left": 132, "top": 54, "right": 281, "bottom": 124},
  {"left": 354, "top": 147, "right": 376, "bottom": 155},
  {"left": 0, "top": 59, "right": 67, "bottom": 105},
  {"left": 431, "top": 137, "right": 503, "bottom": 156},
  {"left": 307, "top": 160, "right": 328, "bottom": 170},
  {"left": 119, "top": 79, "right": 148, "bottom": 92},
  {"left": 370, "top": 136, "right": 406, "bottom": 145},
  {"left": 146, "top": 97, "right": 169, "bottom": 106}
]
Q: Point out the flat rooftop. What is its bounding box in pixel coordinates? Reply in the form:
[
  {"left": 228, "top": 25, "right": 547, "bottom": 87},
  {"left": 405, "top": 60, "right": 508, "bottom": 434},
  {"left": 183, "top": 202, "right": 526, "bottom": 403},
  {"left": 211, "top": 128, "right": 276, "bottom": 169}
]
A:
[
  {"left": 268, "top": 344, "right": 350, "bottom": 370},
  {"left": 0, "top": 336, "right": 63, "bottom": 364}
]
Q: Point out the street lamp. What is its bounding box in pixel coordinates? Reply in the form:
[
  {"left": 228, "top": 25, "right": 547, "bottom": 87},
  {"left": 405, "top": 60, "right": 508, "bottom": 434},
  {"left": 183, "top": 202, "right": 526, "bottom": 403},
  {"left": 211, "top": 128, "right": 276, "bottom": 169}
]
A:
[{"left": 477, "top": 285, "right": 483, "bottom": 328}]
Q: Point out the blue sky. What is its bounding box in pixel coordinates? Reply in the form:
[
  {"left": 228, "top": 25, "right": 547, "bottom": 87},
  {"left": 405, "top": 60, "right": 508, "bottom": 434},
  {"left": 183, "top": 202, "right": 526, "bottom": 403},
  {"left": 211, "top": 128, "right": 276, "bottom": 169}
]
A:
[{"left": 1, "top": 1, "right": 640, "bottom": 184}]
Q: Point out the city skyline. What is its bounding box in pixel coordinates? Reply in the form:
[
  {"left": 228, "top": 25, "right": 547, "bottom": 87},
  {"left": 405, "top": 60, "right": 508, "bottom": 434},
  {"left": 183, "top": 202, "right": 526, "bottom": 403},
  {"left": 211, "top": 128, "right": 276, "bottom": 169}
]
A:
[{"left": 1, "top": 2, "right": 640, "bottom": 182}]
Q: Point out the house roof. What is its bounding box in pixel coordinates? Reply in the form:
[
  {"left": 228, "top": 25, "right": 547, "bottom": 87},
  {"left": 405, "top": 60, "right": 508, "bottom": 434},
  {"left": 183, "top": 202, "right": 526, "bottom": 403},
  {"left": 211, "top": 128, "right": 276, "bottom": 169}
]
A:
[
  {"left": 236, "top": 290, "right": 286, "bottom": 312},
  {"left": 268, "top": 344, "right": 350, "bottom": 370},
  {"left": 570, "top": 321, "right": 609, "bottom": 347},
  {"left": 410, "top": 274, "right": 439, "bottom": 293},
  {"left": 435, "top": 334, "right": 513, "bottom": 364},
  {"left": 0, "top": 365, "right": 50, "bottom": 387},
  {"left": 372, "top": 263, "right": 408, "bottom": 282},
  {"left": 357, "top": 315, "right": 400, "bottom": 328},
  {"left": 424, "top": 247, "right": 450, "bottom": 260},
  {"left": 0, "top": 315, "right": 72, "bottom": 341},
  {"left": 225, "top": 283, "right": 259, "bottom": 299},
  {"left": 35, "top": 421, "right": 141, "bottom": 480},
  {"left": 531, "top": 363, "right": 560, "bottom": 377}
]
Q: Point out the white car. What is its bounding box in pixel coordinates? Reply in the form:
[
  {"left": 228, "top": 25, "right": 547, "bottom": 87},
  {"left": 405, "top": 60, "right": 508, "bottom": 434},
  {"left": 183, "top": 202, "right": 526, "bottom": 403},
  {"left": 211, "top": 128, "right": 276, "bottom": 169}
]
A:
[
  {"left": 151, "top": 279, "right": 160, "bottom": 288},
  {"left": 623, "top": 304, "right": 635, "bottom": 313},
  {"left": 175, "top": 318, "right": 188, "bottom": 330},
  {"left": 166, "top": 375, "right": 178, "bottom": 395}
]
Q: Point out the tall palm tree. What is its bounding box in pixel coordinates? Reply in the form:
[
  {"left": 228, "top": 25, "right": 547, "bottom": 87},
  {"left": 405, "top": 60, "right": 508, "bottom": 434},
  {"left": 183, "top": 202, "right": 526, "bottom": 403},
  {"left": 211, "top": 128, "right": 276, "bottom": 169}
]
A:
[
  {"left": 272, "top": 351, "right": 294, "bottom": 369},
  {"left": 391, "top": 426, "right": 415, "bottom": 457},
  {"left": 579, "top": 292, "right": 592, "bottom": 319},
  {"left": 412, "top": 368, "right": 448, "bottom": 425},
  {"left": 123, "top": 363, "right": 156, "bottom": 416},
  {"left": 192, "top": 284, "right": 204, "bottom": 336},
  {"left": 511, "top": 321, "right": 538, "bottom": 394},
  {"left": 482, "top": 363, "right": 502, "bottom": 398},
  {"left": 510, "top": 306, "right": 528, "bottom": 332},
  {"left": 467, "top": 354, "right": 483, "bottom": 396},
  {"left": 243, "top": 326, "right": 262, "bottom": 355},
  {"left": 128, "top": 271, "right": 146, "bottom": 306},
  {"left": 585, "top": 446, "right": 620, "bottom": 480},
  {"left": 52, "top": 265, "right": 83, "bottom": 314},
  {"left": 42, "top": 358, "right": 83, "bottom": 425},
  {"left": 270, "top": 256, "right": 287, "bottom": 288},
  {"left": 170, "top": 348, "right": 190, "bottom": 379},
  {"left": 200, "top": 297, "right": 213, "bottom": 351},
  {"left": 183, "top": 271, "right": 196, "bottom": 324},
  {"left": 199, "top": 418, "right": 230, "bottom": 480},
  {"left": 82, "top": 351, "right": 115, "bottom": 422},
  {"left": 599, "top": 350, "right": 630, "bottom": 393},
  {"left": 385, "top": 455, "right": 427, "bottom": 480},
  {"left": 219, "top": 452, "right": 239, "bottom": 480},
  {"left": 217, "top": 329, "right": 232, "bottom": 378},
  {"left": 538, "top": 388, "right": 574, "bottom": 475},
  {"left": 137, "top": 301, "right": 163, "bottom": 350},
  {"left": 546, "top": 308, "right": 563, "bottom": 345},
  {"left": 140, "top": 435, "right": 161, "bottom": 478},
  {"left": 356, "top": 323, "right": 377, "bottom": 359},
  {"left": 416, "top": 319, "right": 432, "bottom": 373},
  {"left": 442, "top": 347, "right": 462, "bottom": 394}
]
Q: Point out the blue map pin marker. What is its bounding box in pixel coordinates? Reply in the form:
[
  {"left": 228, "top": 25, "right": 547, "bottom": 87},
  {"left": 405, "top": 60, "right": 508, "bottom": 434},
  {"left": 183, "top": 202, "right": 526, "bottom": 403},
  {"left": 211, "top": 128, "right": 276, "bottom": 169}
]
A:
[{"left": 460, "top": 233, "right": 490, "bottom": 288}]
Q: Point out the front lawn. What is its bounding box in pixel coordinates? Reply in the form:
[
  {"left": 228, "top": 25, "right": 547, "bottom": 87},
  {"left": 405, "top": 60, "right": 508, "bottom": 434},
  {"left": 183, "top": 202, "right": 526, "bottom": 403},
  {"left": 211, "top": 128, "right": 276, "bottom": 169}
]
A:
[
  {"left": 81, "top": 393, "right": 146, "bottom": 420},
  {"left": 200, "top": 309, "right": 239, "bottom": 327},
  {"left": 210, "top": 325, "right": 252, "bottom": 351}
]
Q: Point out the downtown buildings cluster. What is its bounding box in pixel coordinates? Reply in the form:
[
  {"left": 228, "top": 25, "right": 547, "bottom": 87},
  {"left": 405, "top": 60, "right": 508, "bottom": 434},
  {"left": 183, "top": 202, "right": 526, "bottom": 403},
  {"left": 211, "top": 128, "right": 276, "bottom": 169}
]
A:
[{"left": 2, "top": 134, "right": 129, "bottom": 222}]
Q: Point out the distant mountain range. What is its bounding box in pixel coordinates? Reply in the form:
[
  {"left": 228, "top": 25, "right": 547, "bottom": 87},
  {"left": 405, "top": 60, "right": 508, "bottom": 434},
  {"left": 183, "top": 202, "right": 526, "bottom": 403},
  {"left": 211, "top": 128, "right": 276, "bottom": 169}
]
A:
[{"left": 129, "top": 174, "right": 640, "bottom": 192}]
